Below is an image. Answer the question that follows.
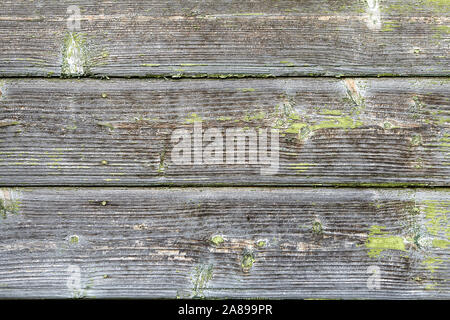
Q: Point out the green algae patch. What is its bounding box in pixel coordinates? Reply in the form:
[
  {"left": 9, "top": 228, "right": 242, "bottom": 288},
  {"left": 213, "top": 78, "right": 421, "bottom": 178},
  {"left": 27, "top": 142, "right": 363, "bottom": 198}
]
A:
[
  {"left": 0, "top": 198, "right": 20, "bottom": 219},
  {"left": 285, "top": 122, "right": 308, "bottom": 134},
  {"left": 256, "top": 239, "right": 267, "bottom": 248},
  {"left": 287, "top": 163, "right": 316, "bottom": 173},
  {"left": 365, "top": 225, "right": 406, "bottom": 258},
  {"left": 185, "top": 113, "right": 202, "bottom": 124},
  {"left": 312, "top": 220, "right": 323, "bottom": 235},
  {"left": 410, "top": 134, "right": 423, "bottom": 146},
  {"left": 210, "top": 235, "right": 224, "bottom": 246},
  {"left": 422, "top": 257, "right": 443, "bottom": 273},
  {"left": 241, "top": 250, "right": 255, "bottom": 272},
  {"left": 432, "top": 239, "right": 450, "bottom": 248},
  {"left": 432, "top": 25, "right": 450, "bottom": 39},
  {"left": 434, "top": 25, "right": 450, "bottom": 35},
  {"left": 69, "top": 235, "right": 79, "bottom": 244},
  {"left": 422, "top": 200, "right": 449, "bottom": 236}
]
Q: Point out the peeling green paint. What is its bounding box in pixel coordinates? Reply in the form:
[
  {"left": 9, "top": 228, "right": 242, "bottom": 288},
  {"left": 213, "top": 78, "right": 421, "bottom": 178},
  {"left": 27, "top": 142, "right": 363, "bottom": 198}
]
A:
[
  {"left": 238, "top": 88, "right": 256, "bottom": 92},
  {"left": 69, "top": 235, "right": 79, "bottom": 244},
  {"left": 410, "top": 134, "right": 423, "bottom": 146},
  {"left": 312, "top": 220, "right": 323, "bottom": 235},
  {"left": 422, "top": 257, "right": 443, "bottom": 273},
  {"left": 422, "top": 200, "right": 449, "bottom": 236},
  {"left": 217, "top": 116, "right": 232, "bottom": 121},
  {"left": 256, "top": 239, "right": 267, "bottom": 248},
  {"left": 279, "top": 60, "right": 295, "bottom": 67},
  {"left": 285, "top": 122, "right": 308, "bottom": 134},
  {"left": 0, "top": 121, "right": 20, "bottom": 128},
  {"left": 432, "top": 239, "right": 450, "bottom": 248},
  {"left": 242, "top": 111, "right": 266, "bottom": 122},
  {"left": 311, "top": 116, "right": 363, "bottom": 130},
  {"left": 381, "top": 22, "right": 400, "bottom": 32}
]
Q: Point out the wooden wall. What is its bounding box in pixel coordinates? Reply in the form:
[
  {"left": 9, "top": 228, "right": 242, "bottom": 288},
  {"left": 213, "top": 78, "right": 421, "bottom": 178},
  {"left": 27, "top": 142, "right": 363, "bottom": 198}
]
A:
[{"left": 0, "top": 0, "right": 448, "bottom": 299}]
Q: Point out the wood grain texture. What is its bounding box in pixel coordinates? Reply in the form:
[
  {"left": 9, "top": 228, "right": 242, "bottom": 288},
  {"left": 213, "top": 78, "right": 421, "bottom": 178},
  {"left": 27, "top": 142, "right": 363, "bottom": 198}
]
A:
[
  {"left": 0, "top": 187, "right": 448, "bottom": 299},
  {"left": 0, "top": 78, "right": 448, "bottom": 186},
  {"left": 0, "top": 0, "right": 448, "bottom": 77}
]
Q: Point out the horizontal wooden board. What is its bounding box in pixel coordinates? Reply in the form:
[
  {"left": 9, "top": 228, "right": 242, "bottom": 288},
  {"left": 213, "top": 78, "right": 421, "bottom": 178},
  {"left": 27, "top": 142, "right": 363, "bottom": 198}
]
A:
[
  {"left": 0, "top": 187, "right": 448, "bottom": 299},
  {"left": 0, "top": 0, "right": 448, "bottom": 77},
  {"left": 0, "top": 78, "right": 448, "bottom": 186}
]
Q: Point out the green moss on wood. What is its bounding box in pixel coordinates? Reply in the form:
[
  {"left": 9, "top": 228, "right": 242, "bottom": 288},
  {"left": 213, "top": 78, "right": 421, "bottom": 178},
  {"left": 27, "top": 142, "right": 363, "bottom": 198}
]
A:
[
  {"left": 69, "top": 235, "right": 79, "bottom": 244},
  {"left": 365, "top": 225, "right": 406, "bottom": 258},
  {"left": 241, "top": 250, "right": 255, "bottom": 272},
  {"left": 0, "top": 198, "right": 20, "bottom": 218},
  {"left": 210, "top": 235, "right": 224, "bottom": 246},
  {"left": 192, "top": 264, "right": 213, "bottom": 298}
]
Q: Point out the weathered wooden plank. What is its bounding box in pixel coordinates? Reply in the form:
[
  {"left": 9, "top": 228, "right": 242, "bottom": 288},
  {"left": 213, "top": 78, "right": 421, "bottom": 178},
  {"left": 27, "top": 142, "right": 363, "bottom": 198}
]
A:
[
  {"left": 0, "top": 0, "right": 448, "bottom": 77},
  {"left": 0, "top": 187, "right": 448, "bottom": 299},
  {"left": 0, "top": 78, "right": 448, "bottom": 186}
]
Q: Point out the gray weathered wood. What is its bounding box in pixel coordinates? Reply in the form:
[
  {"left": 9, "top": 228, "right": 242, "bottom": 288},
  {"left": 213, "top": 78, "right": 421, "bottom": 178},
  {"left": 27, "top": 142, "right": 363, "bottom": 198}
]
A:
[
  {"left": 0, "top": 78, "right": 448, "bottom": 186},
  {"left": 0, "top": 187, "right": 448, "bottom": 299},
  {"left": 0, "top": 0, "right": 448, "bottom": 77}
]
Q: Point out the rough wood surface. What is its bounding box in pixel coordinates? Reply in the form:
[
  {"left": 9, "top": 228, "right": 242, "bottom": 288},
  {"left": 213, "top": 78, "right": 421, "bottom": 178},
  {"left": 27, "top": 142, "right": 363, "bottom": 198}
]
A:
[
  {"left": 1, "top": 0, "right": 449, "bottom": 301},
  {"left": 0, "top": 78, "right": 448, "bottom": 186},
  {"left": 0, "top": 187, "right": 448, "bottom": 299},
  {"left": 0, "top": 0, "right": 448, "bottom": 77}
]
